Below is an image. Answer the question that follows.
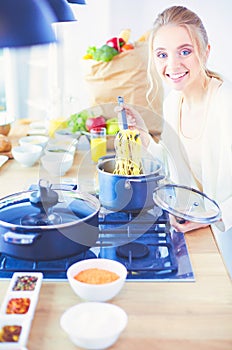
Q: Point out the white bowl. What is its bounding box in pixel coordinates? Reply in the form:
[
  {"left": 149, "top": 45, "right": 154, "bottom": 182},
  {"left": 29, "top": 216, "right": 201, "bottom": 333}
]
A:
[
  {"left": 0, "top": 315, "right": 31, "bottom": 347},
  {"left": 67, "top": 258, "right": 127, "bottom": 302},
  {"left": 19, "top": 135, "right": 49, "bottom": 149},
  {"left": 44, "top": 144, "right": 76, "bottom": 157},
  {"left": 40, "top": 153, "right": 74, "bottom": 176},
  {"left": 55, "top": 128, "right": 81, "bottom": 142},
  {"left": 12, "top": 144, "right": 42, "bottom": 167},
  {"left": 60, "top": 302, "right": 128, "bottom": 350}
]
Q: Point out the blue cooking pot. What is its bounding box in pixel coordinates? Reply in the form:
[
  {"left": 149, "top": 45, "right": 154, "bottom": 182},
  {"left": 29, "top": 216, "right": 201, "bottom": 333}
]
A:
[{"left": 97, "top": 156, "right": 164, "bottom": 212}]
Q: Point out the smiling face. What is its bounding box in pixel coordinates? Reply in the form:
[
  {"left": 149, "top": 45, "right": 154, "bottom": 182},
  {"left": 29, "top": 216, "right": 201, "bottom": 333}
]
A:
[{"left": 153, "top": 24, "right": 209, "bottom": 93}]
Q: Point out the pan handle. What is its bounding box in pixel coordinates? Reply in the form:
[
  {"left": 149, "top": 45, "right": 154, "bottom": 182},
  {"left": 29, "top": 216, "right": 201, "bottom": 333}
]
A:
[
  {"left": 3, "top": 232, "right": 40, "bottom": 245},
  {"left": 98, "top": 154, "right": 115, "bottom": 162},
  {"left": 124, "top": 175, "right": 165, "bottom": 189},
  {"left": 175, "top": 217, "right": 186, "bottom": 224}
]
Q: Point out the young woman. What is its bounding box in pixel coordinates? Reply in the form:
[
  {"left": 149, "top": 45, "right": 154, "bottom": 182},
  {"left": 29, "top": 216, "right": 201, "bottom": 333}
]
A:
[{"left": 120, "top": 6, "right": 232, "bottom": 232}]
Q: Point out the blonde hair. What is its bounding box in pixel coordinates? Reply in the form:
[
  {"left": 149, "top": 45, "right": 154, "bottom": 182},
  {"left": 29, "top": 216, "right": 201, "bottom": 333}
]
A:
[{"left": 146, "top": 6, "right": 222, "bottom": 106}]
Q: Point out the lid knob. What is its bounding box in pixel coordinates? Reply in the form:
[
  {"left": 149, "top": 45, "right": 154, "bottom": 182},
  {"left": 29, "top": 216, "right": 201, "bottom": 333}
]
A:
[{"left": 30, "top": 179, "right": 59, "bottom": 211}]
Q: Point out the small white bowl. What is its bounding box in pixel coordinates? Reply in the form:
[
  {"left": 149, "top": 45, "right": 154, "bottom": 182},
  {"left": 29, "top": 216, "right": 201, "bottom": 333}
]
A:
[
  {"left": 0, "top": 315, "right": 31, "bottom": 347},
  {"left": 67, "top": 258, "right": 127, "bottom": 302},
  {"left": 0, "top": 291, "right": 37, "bottom": 318},
  {"left": 19, "top": 135, "right": 49, "bottom": 149},
  {"left": 12, "top": 144, "right": 42, "bottom": 167},
  {"left": 44, "top": 144, "right": 76, "bottom": 157},
  {"left": 55, "top": 128, "right": 81, "bottom": 142},
  {"left": 41, "top": 153, "right": 74, "bottom": 176},
  {"left": 60, "top": 302, "right": 128, "bottom": 350}
]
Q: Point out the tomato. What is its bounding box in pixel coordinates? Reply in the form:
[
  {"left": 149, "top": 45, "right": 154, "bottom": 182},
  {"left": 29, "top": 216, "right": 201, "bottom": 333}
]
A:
[{"left": 85, "top": 116, "right": 106, "bottom": 132}]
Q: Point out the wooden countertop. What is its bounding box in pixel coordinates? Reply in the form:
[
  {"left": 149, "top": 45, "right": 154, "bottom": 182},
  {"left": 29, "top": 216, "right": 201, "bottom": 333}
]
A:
[{"left": 0, "top": 121, "right": 232, "bottom": 350}]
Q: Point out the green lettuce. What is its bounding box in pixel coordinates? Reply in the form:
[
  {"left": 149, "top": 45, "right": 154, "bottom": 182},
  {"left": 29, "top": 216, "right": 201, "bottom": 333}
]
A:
[
  {"left": 87, "top": 45, "right": 119, "bottom": 62},
  {"left": 67, "top": 110, "right": 90, "bottom": 132}
]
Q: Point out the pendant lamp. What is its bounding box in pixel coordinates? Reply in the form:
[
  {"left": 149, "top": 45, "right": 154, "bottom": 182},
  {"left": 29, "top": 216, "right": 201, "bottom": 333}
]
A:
[
  {"left": 67, "top": 0, "right": 86, "bottom": 4},
  {"left": 0, "top": 0, "right": 57, "bottom": 48},
  {"left": 46, "top": 0, "right": 76, "bottom": 22}
]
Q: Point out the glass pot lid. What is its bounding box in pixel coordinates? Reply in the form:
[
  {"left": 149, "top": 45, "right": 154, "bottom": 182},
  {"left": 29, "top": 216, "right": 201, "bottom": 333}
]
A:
[
  {"left": 0, "top": 180, "right": 100, "bottom": 228},
  {"left": 153, "top": 184, "right": 221, "bottom": 224}
]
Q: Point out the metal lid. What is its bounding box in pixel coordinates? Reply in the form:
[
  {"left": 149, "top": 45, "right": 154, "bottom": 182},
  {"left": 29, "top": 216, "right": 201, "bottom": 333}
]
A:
[
  {"left": 153, "top": 184, "right": 221, "bottom": 224},
  {"left": 0, "top": 180, "right": 100, "bottom": 229}
]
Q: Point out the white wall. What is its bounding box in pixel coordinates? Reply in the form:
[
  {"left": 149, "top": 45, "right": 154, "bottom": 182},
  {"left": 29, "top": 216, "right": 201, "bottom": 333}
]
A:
[
  {"left": 68, "top": 0, "right": 232, "bottom": 111},
  {"left": 6, "top": 0, "right": 232, "bottom": 120},
  {"left": 71, "top": 0, "right": 232, "bottom": 82}
]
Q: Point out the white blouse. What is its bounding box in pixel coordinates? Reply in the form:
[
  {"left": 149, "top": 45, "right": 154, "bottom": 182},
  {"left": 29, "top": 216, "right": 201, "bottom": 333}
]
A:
[
  {"left": 148, "top": 77, "right": 232, "bottom": 231},
  {"left": 178, "top": 131, "right": 203, "bottom": 190}
]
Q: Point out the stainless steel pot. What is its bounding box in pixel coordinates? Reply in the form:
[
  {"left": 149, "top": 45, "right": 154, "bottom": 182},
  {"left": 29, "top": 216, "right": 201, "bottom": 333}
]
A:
[
  {"left": 0, "top": 180, "right": 100, "bottom": 260},
  {"left": 97, "top": 156, "right": 164, "bottom": 212}
]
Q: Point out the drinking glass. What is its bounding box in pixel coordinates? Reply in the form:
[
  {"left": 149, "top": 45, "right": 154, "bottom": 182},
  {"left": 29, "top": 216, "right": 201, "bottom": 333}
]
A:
[{"left": 90, "top": 127, "right": 106, "bottom": 163}]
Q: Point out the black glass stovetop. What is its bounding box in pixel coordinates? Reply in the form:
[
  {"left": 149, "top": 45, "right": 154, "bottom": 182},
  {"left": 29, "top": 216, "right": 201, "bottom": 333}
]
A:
[{"left": 0, "top": 207, "right": 194, "bottom": 282}]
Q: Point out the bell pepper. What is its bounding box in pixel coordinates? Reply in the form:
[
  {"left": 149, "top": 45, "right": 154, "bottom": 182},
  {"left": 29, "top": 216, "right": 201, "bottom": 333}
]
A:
[{"left": 106, "top": 37, "right": 125, "bottom": 52}]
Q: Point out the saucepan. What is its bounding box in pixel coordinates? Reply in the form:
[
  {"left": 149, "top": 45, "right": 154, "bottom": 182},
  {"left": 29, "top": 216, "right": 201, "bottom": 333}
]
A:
[
  {"left": 97, "top": 156, "right": 221, "bottom": 224},
  {"left": 0, "top": 180, "right": 100, "bottom": 260},
  {"left": 97, "top": 155, "right": 164, "bottom": 212}
]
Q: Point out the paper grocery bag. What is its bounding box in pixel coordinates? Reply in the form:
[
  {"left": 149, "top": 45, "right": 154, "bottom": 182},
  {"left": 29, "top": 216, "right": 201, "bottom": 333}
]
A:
[{"left": 82, "top": 41, "right": 164, "bottom": 139}]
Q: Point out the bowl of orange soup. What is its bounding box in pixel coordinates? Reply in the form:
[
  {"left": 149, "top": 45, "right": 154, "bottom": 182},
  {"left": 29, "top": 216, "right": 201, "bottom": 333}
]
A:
[{"left": 67, "top": 258, "right": 127, "bottom": 302}]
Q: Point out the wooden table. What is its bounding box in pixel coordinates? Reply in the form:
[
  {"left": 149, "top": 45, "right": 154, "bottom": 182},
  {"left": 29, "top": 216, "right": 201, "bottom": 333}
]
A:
[{"left": 0, "top": 121, "right": 232, "bottom": 350}]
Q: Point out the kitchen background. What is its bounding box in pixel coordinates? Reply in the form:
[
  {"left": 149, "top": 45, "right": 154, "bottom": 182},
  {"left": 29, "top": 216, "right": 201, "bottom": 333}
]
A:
[{"left": 0, "top": 0, "right": 232, "bottom": 125}]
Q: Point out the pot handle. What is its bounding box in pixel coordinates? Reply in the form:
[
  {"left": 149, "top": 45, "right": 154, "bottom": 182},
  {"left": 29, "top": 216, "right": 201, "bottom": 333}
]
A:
[
  {"left": 3, "top": 232, "right": 40, "bottom": 245},
  {"left": 125, "top": 174, "right": 165, "bottom": 188},
  {"left": 98, "top": 154, "right": 115, "bottom": 162}
]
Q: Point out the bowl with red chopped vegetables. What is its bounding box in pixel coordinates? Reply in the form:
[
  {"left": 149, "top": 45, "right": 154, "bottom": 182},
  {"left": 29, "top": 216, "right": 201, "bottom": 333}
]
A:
[
  {"left": 0, "top": 291, "right": 39, "bottom": 318},
  {"left": 67, "top": 258, "right": 127, "bottom": 302}
]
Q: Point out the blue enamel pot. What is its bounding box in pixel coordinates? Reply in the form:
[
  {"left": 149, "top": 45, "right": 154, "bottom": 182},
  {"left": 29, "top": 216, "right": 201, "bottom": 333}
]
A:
[{"left": 97, "top": 156, "right": 164, "bottom": 212}]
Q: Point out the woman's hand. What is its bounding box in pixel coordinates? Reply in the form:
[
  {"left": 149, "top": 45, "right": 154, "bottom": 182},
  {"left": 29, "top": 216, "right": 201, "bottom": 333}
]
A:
[
  {"left": 169, "top": 215, "right": 209, "bottom": 233},
  {"left": 114, "top": 105, "right": 151, "bottom": 146}
]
